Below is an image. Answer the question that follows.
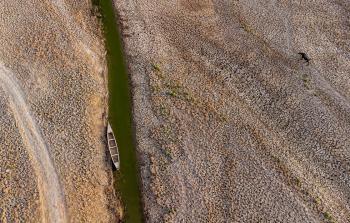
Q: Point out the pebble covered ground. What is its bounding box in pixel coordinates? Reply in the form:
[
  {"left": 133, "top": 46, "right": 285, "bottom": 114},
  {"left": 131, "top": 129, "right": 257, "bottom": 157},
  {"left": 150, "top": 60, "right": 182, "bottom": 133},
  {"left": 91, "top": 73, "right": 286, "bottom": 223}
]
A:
[
  {"left": 114, "top": 0, "right": 350, "bottom": 222},
  {"left": 0, "top": 0, "right": 119, "bottom": 222}
]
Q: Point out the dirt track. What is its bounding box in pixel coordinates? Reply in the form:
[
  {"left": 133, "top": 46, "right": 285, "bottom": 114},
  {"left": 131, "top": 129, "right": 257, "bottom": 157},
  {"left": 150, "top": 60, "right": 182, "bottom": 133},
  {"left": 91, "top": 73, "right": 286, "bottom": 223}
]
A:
[
  {"left": 0, "top": 63, "right": 67, "bottom": 222},
  {"left": 0, "top": 1, "right": 118, "bottom": 222}
]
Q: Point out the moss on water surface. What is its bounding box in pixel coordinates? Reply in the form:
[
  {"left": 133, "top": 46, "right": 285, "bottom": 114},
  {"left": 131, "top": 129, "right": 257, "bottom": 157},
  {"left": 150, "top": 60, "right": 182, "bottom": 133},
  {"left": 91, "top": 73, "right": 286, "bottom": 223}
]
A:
[{"left": 93, "top": 0, "right": 143, "bottom": 222}]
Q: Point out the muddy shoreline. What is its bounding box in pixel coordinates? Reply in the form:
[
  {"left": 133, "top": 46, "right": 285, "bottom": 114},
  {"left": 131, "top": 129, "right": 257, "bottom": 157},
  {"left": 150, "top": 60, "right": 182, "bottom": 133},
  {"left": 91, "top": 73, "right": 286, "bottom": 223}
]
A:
[{"left": 96, "top": 0, "right": 144, "bottom": 221}]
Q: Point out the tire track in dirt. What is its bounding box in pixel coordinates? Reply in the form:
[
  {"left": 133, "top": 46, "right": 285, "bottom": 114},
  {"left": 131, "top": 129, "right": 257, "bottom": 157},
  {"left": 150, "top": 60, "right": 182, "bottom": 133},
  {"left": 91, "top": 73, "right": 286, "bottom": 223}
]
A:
[{"left": 0, "top": 63, "right": 68, "bottom": 223}]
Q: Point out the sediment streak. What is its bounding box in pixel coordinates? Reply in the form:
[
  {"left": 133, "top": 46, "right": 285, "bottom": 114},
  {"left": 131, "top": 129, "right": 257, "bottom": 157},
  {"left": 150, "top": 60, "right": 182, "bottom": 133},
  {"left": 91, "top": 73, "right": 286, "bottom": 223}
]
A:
[{"left": 0, "top": 63, "right": 68, "bottom": 223}]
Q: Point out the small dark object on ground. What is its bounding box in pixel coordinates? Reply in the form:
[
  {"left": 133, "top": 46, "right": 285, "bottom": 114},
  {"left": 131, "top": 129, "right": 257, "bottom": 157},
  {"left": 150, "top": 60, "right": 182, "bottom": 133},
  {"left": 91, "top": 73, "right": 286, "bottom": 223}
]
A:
[{"left": 298, "top": 52, "right": 311, "bottom": 65}]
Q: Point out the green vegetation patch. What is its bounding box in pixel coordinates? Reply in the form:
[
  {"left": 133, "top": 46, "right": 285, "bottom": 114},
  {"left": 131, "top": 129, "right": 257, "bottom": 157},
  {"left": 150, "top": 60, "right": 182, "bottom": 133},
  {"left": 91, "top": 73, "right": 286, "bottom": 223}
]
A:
[{"left": 323, "top": 211, "right": 336, "bottom": 223}]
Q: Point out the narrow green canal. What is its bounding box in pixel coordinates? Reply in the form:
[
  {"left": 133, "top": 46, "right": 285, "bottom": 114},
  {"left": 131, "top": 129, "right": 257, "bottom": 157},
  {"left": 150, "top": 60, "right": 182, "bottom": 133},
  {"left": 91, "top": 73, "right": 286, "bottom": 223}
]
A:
[{"left": 93, "top": 1, "right": 143, "bottom": 222}]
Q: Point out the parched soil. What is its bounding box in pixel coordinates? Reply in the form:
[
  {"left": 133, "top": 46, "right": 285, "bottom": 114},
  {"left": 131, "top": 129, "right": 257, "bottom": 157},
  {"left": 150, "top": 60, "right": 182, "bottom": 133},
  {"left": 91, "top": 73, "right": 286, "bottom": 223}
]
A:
[
  {"left": 0, "top": 0, "right": 118, "bottom": 222},
  {"left": 0, "top": 64, "right": 67, "bottom": 222},
  {"left": 114, "top": 0, "right": 350, "bottom": 222}
]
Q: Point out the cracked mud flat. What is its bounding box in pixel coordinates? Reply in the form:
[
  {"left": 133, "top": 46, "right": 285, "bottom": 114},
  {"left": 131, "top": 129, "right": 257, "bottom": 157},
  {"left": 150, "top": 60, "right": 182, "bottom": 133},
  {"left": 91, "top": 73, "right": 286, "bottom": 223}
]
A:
[
  {"left": 114, "top": 0, "right": 350, "bottom": 222},
  {"left": 0, "top": 0, "right": 119, "bottom": 222},
  {"left": 1, "top": 0, "right": 350, "bottom": 222}
]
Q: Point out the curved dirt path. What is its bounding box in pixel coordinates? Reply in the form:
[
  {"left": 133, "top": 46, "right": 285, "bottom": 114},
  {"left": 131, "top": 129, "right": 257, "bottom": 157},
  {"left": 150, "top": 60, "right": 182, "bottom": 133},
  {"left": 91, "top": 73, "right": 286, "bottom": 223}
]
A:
[{"left": 0, "top": 63, "right": 68, "bottom": 223}]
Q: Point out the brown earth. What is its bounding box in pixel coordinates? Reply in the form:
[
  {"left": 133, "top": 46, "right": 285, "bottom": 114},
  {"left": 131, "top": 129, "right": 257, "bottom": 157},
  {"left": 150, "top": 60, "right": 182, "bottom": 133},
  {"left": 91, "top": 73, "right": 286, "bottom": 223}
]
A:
[
  {"left": 1, "top": 0, "right": 350, "bottom": 222},
  {"left": 0, "top": 0, "right": 118, "bottom": 222},
  {"left": 114, "top": 0, "right": 350, "bottom": 222}
]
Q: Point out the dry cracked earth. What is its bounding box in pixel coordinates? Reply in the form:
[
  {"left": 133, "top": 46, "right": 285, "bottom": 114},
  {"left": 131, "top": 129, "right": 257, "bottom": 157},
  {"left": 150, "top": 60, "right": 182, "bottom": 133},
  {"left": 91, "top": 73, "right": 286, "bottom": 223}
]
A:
[
  {"left": 1, "top": 0, "right": 350, "bottom": 222},
  {"left": 0, "top": 0, "right": 118, "bottom": 222},
  {"left": 115, "top": 0, "right": 350, "bottom": 222}
]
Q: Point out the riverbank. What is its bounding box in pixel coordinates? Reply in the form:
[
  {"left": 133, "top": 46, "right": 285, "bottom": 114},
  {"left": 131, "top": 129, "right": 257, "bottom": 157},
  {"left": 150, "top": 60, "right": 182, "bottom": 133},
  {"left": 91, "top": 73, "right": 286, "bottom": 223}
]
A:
[
  {"left": 0, "top": 1, "right": 118, "bottom": 222},
  {"left": 114, "top": 0, "right": 350, "bottom": 222}
]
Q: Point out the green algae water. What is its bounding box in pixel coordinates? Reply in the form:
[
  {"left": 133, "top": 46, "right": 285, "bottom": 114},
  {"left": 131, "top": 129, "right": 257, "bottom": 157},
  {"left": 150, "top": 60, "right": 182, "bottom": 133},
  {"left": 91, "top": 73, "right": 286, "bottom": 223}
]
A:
[{"left": 93, "top": 0, "right": 143, "bottom": 222}]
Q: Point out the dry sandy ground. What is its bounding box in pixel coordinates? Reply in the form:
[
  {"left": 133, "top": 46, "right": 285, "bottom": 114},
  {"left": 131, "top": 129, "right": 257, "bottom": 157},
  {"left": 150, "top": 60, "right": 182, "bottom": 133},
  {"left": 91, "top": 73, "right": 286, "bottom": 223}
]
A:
[
  {"left": 0, "top": 0, "right": 118, "bottom": 222},
  {"left": 114, "top": 0, "right": 350, "bottom": 222}
]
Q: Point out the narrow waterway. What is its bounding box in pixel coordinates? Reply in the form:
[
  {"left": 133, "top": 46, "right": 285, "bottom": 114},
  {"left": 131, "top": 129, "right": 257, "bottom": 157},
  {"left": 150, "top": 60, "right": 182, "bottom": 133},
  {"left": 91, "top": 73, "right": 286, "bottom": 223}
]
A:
[{"left": 93, "top": 0, "right": 143, "bottom": 222}]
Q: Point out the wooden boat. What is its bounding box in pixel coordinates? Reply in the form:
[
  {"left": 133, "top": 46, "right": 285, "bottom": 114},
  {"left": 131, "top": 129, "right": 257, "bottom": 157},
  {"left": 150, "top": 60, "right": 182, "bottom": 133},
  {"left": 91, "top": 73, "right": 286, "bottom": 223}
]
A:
[{"left": 107, "top": 123, "right": 120, "bottom": 170}]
